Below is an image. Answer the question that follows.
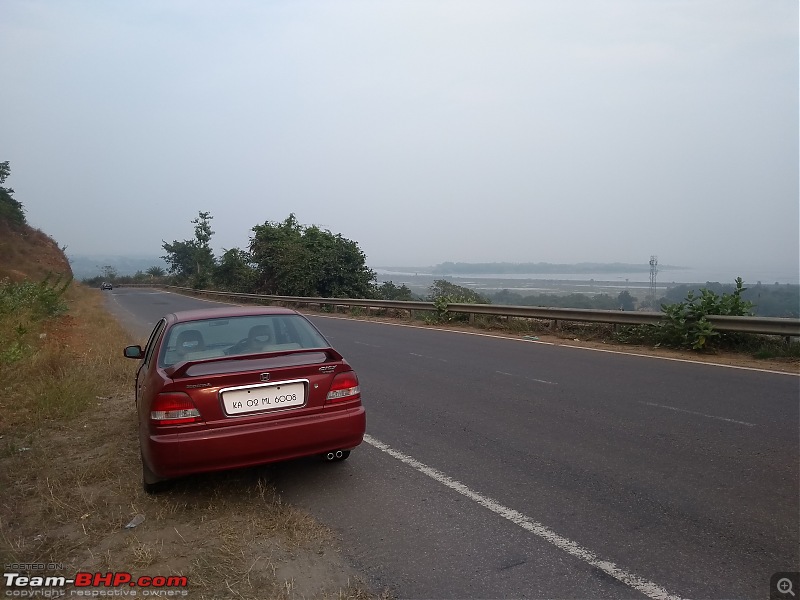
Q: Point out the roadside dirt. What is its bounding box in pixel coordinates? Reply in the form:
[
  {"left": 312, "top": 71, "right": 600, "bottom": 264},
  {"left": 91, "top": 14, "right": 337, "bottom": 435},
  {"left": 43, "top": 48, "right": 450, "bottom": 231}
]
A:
[{"left": 3, "top": 387, "right": 378, "bottom": 599}]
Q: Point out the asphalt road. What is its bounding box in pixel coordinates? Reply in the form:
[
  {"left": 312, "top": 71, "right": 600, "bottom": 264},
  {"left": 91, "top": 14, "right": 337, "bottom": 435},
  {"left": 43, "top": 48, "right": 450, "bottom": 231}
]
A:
[{"left": 105, "top": 288, "right": 800, "bottom": 599}]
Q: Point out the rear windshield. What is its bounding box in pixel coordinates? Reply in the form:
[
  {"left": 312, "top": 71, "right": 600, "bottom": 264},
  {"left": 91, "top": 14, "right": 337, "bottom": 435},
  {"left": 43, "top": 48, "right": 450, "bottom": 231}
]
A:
[{"left": 159, "top": 314, "right": 329, "bottom": 368}]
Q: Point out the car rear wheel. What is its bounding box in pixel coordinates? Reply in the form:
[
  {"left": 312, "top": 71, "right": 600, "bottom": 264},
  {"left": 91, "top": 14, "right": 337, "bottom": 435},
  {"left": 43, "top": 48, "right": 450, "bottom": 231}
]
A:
[{"left": 141, "top": 452, "right": 170, "bottom": 494}]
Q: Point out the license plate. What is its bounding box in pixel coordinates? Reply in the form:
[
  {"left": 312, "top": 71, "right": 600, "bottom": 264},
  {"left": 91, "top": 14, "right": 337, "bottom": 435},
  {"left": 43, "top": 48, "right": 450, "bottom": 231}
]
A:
[{"left": 221, "top": 380, "right": 306, "bottom": 415}]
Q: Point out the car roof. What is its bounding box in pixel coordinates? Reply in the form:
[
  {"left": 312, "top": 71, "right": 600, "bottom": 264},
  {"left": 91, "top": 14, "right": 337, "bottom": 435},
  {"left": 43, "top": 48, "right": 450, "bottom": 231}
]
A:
[{"left": 166, "top": 305, "right": 300, "bottom": 325}]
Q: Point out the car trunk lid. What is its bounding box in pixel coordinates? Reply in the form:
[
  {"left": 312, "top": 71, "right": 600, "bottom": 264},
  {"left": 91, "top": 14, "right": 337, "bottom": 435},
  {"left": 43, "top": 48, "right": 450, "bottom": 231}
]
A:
[{"left": 160, "top": 348, "right": 349, "bottom": 425}]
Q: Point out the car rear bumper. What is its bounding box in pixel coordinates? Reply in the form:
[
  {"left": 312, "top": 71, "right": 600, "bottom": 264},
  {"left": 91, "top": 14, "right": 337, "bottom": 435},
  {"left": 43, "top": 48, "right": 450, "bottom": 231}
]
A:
[{"left": 144, "top": 406, "right": 366, "bottom": 479}]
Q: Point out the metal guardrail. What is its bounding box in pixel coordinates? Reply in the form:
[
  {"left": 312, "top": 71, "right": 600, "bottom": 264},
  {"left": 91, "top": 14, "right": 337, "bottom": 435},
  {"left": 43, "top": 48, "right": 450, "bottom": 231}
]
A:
[
  {"left": 121, "top": 284, "right": 800, "bottom": 338},
  {"left": 448, "top": 302, "right": 800, "bottom": 336}
]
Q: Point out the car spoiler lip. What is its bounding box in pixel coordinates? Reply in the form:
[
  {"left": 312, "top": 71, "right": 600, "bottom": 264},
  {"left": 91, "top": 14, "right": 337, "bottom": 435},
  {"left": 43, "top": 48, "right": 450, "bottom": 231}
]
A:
[{"left": 164, "top": 346, "right": 343, "bottom": 379}]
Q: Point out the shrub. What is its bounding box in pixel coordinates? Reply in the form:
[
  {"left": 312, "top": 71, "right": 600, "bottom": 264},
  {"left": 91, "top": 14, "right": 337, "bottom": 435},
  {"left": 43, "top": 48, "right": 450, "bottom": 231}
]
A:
[
  {"left": 0, "top": 276, "right": 70, "bottom": 320},
  {"left": 616, "top": 278, "right": 756, "bottom": 351},
  {"left": 0, "top": 277, "right": 71, "bottom": 366},
  {"left": 426, "top": 279, "right": 490, "bottom": 323}
]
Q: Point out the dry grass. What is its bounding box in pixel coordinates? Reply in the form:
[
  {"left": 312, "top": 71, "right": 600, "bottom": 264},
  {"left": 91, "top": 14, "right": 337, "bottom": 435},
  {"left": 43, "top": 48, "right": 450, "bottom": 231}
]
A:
[{"left": 0, "top": 282, "right": 387, "bottom": 599}]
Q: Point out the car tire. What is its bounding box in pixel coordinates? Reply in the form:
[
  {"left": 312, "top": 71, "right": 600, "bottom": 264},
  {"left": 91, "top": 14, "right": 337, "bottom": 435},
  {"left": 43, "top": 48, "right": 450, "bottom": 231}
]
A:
[{"left": 141, "top": 453, "right": 170, "bottom": 494}]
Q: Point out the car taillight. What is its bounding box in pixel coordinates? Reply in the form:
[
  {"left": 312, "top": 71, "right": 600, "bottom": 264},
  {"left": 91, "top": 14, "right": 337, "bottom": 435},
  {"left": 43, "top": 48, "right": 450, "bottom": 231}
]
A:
[
  {"left": 326, "top": 371, "right": 360, "bottom": 404},
  {"left": 150, "top": 392, "right": 201, "bottom": 425}
]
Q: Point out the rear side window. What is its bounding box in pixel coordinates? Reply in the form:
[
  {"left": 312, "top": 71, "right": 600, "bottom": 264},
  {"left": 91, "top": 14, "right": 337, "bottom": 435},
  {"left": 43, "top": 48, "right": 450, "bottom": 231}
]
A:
[
  {"left": 143, "top": 320, "right": 166, "bottom": 367},
  {"left": 158, "top": 314, "right": 329, "bottom": 367}
]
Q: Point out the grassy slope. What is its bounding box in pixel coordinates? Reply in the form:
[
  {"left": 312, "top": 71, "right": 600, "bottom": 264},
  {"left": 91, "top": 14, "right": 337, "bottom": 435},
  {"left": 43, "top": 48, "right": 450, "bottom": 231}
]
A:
[{"left": 0, "top": 220, "right": 72, "bottom": 282}]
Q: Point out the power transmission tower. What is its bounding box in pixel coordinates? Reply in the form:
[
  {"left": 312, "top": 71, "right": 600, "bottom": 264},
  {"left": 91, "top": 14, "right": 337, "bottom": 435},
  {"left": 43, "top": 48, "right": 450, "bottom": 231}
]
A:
[{"left": 649, "top": 255, "right": 658, "bottom": 306}]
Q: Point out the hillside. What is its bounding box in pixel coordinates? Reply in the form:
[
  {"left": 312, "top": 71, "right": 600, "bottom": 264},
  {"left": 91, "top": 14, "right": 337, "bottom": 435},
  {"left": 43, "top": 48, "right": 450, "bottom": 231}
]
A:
[{"left": 0, "top": 219, "right": 73, "bottom": 281}]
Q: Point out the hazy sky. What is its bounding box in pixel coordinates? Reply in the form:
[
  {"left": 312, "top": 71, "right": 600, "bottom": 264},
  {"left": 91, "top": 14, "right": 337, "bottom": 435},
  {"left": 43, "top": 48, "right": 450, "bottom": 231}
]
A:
[{"left": 2, "top": 0, "right": 798, "bottom": 275}]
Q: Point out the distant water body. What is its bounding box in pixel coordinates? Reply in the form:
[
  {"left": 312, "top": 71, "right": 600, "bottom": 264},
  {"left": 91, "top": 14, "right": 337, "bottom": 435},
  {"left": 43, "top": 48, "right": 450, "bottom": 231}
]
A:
[{"left": 375, "top": 268, "right": 799, "bottom": 285}]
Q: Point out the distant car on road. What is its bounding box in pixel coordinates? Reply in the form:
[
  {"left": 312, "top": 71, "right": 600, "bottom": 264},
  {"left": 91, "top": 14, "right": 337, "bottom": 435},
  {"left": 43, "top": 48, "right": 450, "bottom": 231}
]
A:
[
  {"left": 123, "top": 306, "right": 366, "bottom": 493},
  {"left": 101, "top": 282, "right": 113, "bottom": 290}
]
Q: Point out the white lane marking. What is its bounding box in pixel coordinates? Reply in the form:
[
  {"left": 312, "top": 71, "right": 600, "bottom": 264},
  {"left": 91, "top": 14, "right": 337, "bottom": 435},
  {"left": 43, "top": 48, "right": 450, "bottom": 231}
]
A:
[
  {"left": 312, "top": 315, "right": 798, "bottom": 376},
  {"left": 410, "top": 352, "right": 448, "bottom": 363},
  {"left": 354, "top": 341, "right": 382, "bottom": 348},
  {"left": 528, "top": 377, "right": 557, "bottom": 385},
  {"left": 640, "top": 402, "right": 757, "bottom": 427},
  {"left": 363, "top": 434, "right": 684, "bottom": 600},
  {"left": 154, "top": 288, "right": 235, "bottom": 305},
  {"left": 110, "top": 294, "right": 148, "bottom": 321},
  {"left": 496, "top": 370, "right": 557, "bottom": 385},
  {"left": 185, "top": 293, "right": 231, "bottom": 305}
]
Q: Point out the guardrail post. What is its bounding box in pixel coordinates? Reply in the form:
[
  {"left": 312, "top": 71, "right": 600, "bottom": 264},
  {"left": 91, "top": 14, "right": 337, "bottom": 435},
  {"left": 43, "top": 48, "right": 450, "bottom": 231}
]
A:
[{"left": 469, "top": 313, "right": 475, "bottom": 325}]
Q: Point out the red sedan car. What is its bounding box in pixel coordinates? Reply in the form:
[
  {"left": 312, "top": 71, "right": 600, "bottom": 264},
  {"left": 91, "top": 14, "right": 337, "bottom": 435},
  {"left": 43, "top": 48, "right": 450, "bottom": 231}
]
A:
[{"left": 123, "top": 306, "right": 366, "bottom": 493}]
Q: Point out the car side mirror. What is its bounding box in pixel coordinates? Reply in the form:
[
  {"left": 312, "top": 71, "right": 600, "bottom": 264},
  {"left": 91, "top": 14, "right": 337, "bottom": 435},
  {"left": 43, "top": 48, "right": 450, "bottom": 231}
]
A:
[{"left": 124, "top": 345, "right": 144, "bottom": 359}]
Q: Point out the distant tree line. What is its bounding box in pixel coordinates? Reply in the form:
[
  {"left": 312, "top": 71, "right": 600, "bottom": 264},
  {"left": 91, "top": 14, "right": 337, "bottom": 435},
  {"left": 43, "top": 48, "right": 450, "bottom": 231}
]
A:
[
  {"left": 485, "top": 282, "right": 797, "bottom": 317},
  {"left": 431, "top": 261, "right": 662, "bottom": 275},
  {"left": 83, "top": 265, "right": 166, "bottom": 287},
  {"left": 488, "top": 289, "right": 636, "bottom": 311}
]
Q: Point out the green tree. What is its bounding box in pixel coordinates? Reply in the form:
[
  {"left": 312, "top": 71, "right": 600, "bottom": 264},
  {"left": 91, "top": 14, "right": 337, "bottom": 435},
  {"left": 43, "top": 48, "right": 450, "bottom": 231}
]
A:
[
  {"left": 162, "top": 211, "right": 216, "bottom": 287},
  {"left": 146, "top": 266, "right": 166, "bottom": 278},
  {"left": 374, "top": 281, "right": 415, "bottom": 301},
  {"left": 617, "top": 290, "right": 636, "bottom": 311},
  {"left": 491, "top": 289, "right": 524, "bottom": 305},
  {"left": 428, "top": 279, "right": 490, "bottom": 304},
  {"left": 160, "top": 239, "right": 196, "bottom": 280},
  {"left": 249, "top": 214, "right": 375, "bottom": 297},
  {"left": 0, "top": 161, "right": 26, "bottom": 226},
  {"left": 214, "top": 248, "right": 257, "bottom": 292},
  {"left": 101, "top": 265, "right": 118, "bottom": 281}
]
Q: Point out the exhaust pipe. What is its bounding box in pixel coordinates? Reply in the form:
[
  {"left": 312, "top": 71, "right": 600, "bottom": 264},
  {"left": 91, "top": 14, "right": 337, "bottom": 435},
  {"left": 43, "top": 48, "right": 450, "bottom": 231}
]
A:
[
  {"left": 335, "top": 450, "right": 343, "bottom": 459},
  {"left": 325, "top": 452, "right": 336, "bottom": 461}
]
